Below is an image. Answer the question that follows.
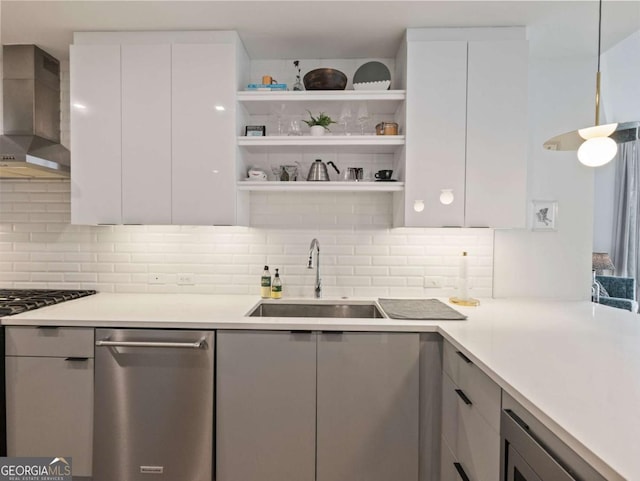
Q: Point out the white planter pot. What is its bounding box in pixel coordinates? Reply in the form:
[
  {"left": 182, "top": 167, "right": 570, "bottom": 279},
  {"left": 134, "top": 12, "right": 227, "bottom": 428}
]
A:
[{"left": 310, "top": 125, "right": 326, "bottom": 136}]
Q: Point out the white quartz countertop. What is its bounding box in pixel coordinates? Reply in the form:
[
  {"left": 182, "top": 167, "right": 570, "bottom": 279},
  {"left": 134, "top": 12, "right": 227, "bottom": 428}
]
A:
[{"left": 3, "top": 293, "right": 640, "bottom": 480}]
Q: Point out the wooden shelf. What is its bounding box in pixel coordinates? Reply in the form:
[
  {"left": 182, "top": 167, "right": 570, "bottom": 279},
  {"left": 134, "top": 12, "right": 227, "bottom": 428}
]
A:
[
  {"left": 237, "top": 90, "right": 406, "bottom": 116},
  {"left": 236, "top": 181, "right": 404, "bottom": 192},
  {"left": 238, "top": 135, "right": 404, "bottom": 154}
]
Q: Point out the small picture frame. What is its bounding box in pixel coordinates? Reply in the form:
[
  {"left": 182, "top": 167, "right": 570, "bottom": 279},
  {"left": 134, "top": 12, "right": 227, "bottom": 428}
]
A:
[
  {"left": 245, "top": 125, "right": 266, "bottom": 137},
  {"left": 531, "top": 200, "right": 558, "bottom": 231}
]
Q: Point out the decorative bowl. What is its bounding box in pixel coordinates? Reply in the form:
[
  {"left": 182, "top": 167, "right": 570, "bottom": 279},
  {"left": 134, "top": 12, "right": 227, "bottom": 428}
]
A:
[{"left": 303, "top": 68, "right": 347, "bottom": 90}]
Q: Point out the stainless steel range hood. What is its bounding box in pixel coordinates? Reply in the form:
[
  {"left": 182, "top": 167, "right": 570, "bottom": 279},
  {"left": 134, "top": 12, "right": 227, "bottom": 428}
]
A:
[{"left": 0, "top": 45, "right": 70, "bottom": 178}]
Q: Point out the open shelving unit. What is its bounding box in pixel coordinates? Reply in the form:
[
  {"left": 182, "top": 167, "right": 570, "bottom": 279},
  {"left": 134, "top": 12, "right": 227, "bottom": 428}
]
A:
[
  {"left": 236, "top": 89, "right": 406, "bottom": 198},
  {"left": 237, "top": 90, "right": 406, "bottom": 116},
  {"left": 237, "top": 135, "right": 405, "bottom": 154},
  {"left": 236, "top": 181, "right": 405, "bottom": 192}
]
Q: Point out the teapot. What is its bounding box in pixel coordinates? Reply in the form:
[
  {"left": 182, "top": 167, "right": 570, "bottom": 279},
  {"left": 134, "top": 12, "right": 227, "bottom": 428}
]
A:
[{"left": 306, "top": 159, "right": 340, "bottom": 181}]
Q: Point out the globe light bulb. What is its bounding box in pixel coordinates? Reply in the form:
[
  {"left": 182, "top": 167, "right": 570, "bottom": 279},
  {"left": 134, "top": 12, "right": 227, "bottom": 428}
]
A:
[
  {"left": 413, "top": 200, "right": 425, "bottom": 212},
  {"left": 439, "top": 189, "right": 454, "bottom": 205},
  {"left": 577, "top": 136, "right": 617, "bottom": 167}
]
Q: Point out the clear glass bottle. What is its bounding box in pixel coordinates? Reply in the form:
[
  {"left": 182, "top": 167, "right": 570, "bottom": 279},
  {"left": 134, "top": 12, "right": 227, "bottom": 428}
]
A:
[
  {"left": 260, "top": 265, "right": 271, "bottom": 299},
  {"left": 271, "top": 268, "right": 282, "bottom": 299}
]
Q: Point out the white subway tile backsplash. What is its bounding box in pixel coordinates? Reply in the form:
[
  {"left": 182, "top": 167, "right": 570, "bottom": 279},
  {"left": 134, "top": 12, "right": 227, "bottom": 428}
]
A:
[
  {"left": 389, "top": 266, "right": 425, "bottom": 276},
  {"left": 0, "top": 180, "right": 494, "bottom": 297},
  {"left": 372, "top": 256, "right": 407, "bottom": 266}
]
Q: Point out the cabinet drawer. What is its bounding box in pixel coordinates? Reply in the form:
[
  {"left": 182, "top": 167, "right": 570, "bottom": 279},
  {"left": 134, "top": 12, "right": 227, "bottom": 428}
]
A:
[
  {"left": 442, "top": 370, "right": 500, "bottom": 481},
  {"left": 443, "top": 341, "right": 500, "bottom": 431},
  {"left": 457, "top": 401, "right": 500, "bottom": 481},
  {"left": 6, "top": 356, "right": 94, "bottom": 476},
  {"left": 6, "top": 327, "right": 94, "bottom": 357}
]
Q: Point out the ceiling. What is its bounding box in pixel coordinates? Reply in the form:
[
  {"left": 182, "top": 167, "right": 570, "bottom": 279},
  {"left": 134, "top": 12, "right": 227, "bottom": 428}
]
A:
[{"left": 1, "top": 1, "right": 639, "bottom": 61}]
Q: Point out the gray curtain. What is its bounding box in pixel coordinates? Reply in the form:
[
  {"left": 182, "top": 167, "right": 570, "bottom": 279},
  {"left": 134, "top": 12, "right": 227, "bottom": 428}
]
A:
[{"left": 611, "top": 140, "right": 640, "bottom": 297}]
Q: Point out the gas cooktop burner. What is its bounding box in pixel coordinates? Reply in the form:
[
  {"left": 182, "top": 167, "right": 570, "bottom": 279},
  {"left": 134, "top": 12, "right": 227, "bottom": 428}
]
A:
[{"left": 0, "top": 289, "right": 97, "bottom": 316}]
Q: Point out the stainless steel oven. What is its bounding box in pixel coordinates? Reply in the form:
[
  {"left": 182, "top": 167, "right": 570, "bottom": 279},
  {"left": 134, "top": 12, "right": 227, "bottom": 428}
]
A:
[{"left": 501, "top": 393, "right": 607, "bottom": 481}]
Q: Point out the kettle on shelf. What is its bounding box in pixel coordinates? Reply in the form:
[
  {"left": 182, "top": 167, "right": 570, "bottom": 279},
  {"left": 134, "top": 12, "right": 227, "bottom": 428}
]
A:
[{"left": 306, "top": 159, "right": 340, "bottom": 181}]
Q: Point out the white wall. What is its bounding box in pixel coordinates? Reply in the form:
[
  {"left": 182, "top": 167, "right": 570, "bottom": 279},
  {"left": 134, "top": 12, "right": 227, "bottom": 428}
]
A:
[
  {"left": 601, "top": 30, "right": 640, "bottom": 124},
  {"left": 593, "top": 30, "right": 640, "bottom": 255},
  {"left": 494, "top": 49, "right": 595, "bottom": 299}
]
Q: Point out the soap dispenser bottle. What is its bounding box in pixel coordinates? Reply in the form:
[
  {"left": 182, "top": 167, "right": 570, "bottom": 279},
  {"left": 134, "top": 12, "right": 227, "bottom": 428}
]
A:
[
  {"left": 271, "top": 269, "right": 282, "bottom": 299},
  {"left": 261, "top": 265, "right": 271, "bottom": 299}
]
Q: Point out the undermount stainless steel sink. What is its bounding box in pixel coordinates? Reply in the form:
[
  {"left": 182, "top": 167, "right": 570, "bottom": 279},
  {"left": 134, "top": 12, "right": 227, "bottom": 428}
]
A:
[{"left": 248, "top": 302, "right": 385, "bottom": 318}]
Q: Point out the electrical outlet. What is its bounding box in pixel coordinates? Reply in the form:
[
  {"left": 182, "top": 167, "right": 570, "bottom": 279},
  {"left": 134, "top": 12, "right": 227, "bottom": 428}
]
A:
[
  {"left": 148, "top": 273, "right": 166, "bottom": 285},
  {"left": 177, "top": 273, "right": 195, "bottom": 286},
  {"left": 424, "top": 276, "right": 444, "bottom": 288}
]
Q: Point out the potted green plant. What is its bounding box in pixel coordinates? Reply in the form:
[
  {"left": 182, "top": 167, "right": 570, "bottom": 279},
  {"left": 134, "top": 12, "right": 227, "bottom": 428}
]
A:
[{"left": 303, "top": 110, "right": 336, "bottom": 136}]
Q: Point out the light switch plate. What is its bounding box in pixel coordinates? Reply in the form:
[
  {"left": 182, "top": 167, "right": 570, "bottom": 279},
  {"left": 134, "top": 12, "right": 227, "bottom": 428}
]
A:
[{"left": 177, "top": 273, "right": 195, "bottom": 285}]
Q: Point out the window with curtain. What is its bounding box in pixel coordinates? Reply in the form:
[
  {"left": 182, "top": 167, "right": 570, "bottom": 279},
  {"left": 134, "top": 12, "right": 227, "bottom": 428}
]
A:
[{"left": 611, "top": 140, "right": 640, "bottom": 298}]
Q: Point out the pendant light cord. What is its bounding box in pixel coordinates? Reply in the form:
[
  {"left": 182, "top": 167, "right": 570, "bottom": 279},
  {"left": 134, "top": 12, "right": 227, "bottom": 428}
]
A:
[
  {"left": 597, "top": 0, "right": 602, "bottom": 73},
  {"left": 595, "top": 0, "right": 603, "bottom": 125}
]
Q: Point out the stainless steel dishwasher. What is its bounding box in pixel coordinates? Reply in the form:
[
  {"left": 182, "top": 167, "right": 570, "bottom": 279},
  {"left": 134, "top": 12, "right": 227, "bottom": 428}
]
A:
[{"left": 93, "top": 329, "right": 214, "bottom": 481}]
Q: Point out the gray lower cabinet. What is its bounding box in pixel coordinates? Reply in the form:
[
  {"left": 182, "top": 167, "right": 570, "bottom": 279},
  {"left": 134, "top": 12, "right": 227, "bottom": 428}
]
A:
[
  {"left": 317, "top": 332, "right": 420, "bottom": 481},
  {"left": 5, "top": 327, "right": 94, "bottom": 478},
  {"left": 216, "top": 330, "right": 317, "bottom": 481},
  {"left": 217, "top": 330, "right": 421, "bottom": 481}
]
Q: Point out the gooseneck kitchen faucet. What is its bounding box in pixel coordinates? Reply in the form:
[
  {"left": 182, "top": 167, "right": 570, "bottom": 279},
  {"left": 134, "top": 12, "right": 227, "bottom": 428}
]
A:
[{"left": 308, "top": 238, "right": 321, "bottom": 298}]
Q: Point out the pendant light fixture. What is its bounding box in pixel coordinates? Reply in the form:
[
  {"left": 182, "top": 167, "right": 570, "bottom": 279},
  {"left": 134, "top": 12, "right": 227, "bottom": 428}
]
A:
[{"left": 543, "top": 0, "right": 640, "bottom": 166}]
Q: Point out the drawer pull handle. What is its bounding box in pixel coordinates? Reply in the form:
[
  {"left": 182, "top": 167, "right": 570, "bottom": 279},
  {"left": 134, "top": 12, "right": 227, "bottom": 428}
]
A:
[
  {"left": 322, "top": 331, "right": 343, "bottom": 335},
  {"left": 291, "top": 330, "right": 312, "bottom": 334},
  {"left": 37, "top": 326, "right": 59, "bottom": 329},
  {"left": 65, "top": 357, "right": 89, "bottom": 362},
  {"left": 453, "top": 462, "right": 471, "bottom": 481},
  {"left": 456, "top": 350, "right": 473, "bottom": 364},
  {"left": 455, "top": 389, "right": 473, "bottom": 406}
]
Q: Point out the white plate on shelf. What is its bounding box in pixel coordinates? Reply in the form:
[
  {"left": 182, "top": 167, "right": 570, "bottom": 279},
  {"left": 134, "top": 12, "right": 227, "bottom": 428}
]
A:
[{"left": 353, "top": 80, "right": 391, "bottom": 91}]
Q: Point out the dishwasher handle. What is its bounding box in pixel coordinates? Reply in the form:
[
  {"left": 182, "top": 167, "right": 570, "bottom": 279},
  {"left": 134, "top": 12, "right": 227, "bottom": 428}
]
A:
[{"left": 96, "top": 338, "right": 207, "bottom": 349}]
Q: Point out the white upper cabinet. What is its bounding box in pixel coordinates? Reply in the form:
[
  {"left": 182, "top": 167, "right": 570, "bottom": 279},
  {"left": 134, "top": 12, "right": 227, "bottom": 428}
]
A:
[
  {"left": 172, "top": 43, "right": 236, "bottom": 225},
  {"left": 403, "top": 28, "right": 528, "bottom": 228},
  {"left": 405, "top": 41, "right": 467, "bottom": 227},
  {"left": 70, "top": 31, "right": 243, "bottom": 225},
  {"left": 70, "top": 44, "right": 121, "bottom": 225},
  {"left": 466, "top": 40, "right": 528, "bottom": 228},
  {"left": 121, "top": 44, "right": 172, "bottom": 224}
]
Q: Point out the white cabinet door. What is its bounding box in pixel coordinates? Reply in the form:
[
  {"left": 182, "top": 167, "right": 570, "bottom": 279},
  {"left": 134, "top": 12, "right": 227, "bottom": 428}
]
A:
[
  {"left": 466, "top": 40, "right": 528, "bottom": 228},
  {"left": 217, "top": 331, "right": 316, "bottom": 481},
  {"left": 121, "top": 44, "right": 172, "bottom": 224},
  {"left": 70, "top": 44, "right": 121, "bottom": 225},
  {"left": 172, "top": 44, "right": 237, "bottom": 225},
  {"left": 317, "top": 332, "right": 420, "bottom": 481},
  {"left": 405, "top": 41, "right": 467, "bottom": 227},
  {"left": 6, "top": 357, "right": 94, "bottom": 477}
]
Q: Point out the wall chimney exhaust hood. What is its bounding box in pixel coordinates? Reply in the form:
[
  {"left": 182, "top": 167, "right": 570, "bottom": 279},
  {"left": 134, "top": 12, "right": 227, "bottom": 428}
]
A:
[{"left": 0, "top": 45, "right": 70, "bottom": 178}]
